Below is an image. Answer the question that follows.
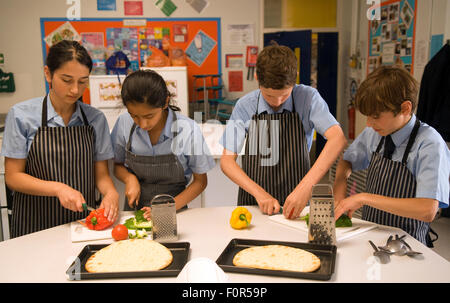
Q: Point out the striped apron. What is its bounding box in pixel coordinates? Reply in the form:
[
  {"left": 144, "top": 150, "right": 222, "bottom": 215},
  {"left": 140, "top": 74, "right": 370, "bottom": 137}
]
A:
[
  {"left": 123, "top": 114, "right": 187, "bottom": 210},
  {"left": 362, "top": 119, "right": 430, "bottom": 245},
  {"left": 238, "top": 92, "right": 310, "bottom": 206},
  {"left": 11, "top": 96, "right": 96, "bottom": 238}
]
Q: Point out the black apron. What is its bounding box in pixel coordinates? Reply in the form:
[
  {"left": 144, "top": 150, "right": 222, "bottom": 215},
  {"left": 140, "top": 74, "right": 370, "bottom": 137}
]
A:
[
  {"left": 238, "top": 91, "right": 311, "bottom": 206},
  {"left": 123, "top": 113, "right": 187, "bottom": 210},
  {"left": 11, "top": 96, "right": 96, "bottom": 238},
  {"left": 362, "top": 119, "right": 433, "bottom": 245}
]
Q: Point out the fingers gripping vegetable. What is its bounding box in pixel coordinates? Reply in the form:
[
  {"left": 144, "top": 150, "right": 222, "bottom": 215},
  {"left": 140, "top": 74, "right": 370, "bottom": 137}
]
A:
[
  {"left": 230, "top": 207, "right": 252, "bottom": 229},
  {"left": 85, "top": 209, "right": 114, "bottom": 230},
  {"left": 124, "top": 210, "right": 152, "bottom": 231}
]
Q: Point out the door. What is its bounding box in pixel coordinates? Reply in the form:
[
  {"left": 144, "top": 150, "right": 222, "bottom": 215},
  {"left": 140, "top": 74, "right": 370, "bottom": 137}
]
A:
[
  {"left": 316, "top": 32, "right": 338, "bottom": 159},
  {"left": 264, "top": 30, "right": 312, "bottom": 86}
]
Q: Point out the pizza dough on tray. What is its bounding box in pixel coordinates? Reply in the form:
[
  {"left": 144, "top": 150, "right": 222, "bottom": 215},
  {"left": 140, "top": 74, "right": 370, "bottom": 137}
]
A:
[
  {"left": 85, "top": 239, "right": 173, "bottom": 273},
  {"left": 233, "top": 244, "right": 321, "bottom": 273}
]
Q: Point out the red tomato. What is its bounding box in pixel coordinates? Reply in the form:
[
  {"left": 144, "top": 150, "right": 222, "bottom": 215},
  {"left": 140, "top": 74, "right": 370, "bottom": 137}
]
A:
[{"left": 111, "top": 224, "right": 128, "bottom": 241}]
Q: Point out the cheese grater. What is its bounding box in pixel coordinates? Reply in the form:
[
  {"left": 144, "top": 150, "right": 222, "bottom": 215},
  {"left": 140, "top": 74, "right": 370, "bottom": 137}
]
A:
[
  {"left": 150, "top": 194, "right": 178, "bottom": 242},
  {"left": 308, "top": 184, "right": 336, "bottom": 246}
]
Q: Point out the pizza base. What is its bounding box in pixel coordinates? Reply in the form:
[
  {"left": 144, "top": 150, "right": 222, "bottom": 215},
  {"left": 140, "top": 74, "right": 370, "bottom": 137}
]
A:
[
  {"left": 232, "top": 244, "right": 321, "bottom": 273},
  {"left": 85, "top": 239, "right": 173, "bottom": 273}
]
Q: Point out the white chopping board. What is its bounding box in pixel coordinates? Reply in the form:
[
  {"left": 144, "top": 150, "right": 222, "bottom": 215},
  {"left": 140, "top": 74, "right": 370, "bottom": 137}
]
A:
[
  {"left": 268, "top": 206, "right": 377, "bottom": 242},
  {"left": 70, "top": 214, "right": 134, "bottom": 243}
]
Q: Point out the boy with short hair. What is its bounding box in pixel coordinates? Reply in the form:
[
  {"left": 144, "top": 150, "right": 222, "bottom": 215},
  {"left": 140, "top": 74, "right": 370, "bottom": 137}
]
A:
[
  {"left": 220, "top": 43, "right": 346, "bottom": 218},
  {"left": 333, "top": 65, "right": 450, "bottom": 246}
]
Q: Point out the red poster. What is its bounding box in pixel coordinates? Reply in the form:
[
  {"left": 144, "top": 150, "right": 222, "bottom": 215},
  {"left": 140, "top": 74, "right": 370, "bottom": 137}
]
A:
[
  {"left": 246, "top": 46, "right": 258, "bottom": 67},
  {"left": 228, "top": 71, "right": 243, "bottom": 92},
  {"left": 124, "top": 1, "right": 143, "bottom": 16}
]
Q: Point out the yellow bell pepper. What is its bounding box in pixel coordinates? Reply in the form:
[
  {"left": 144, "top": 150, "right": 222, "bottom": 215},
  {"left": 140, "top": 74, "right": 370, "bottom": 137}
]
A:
[{"left": 230, "top": 207, "right": 252, "bottom": 229}]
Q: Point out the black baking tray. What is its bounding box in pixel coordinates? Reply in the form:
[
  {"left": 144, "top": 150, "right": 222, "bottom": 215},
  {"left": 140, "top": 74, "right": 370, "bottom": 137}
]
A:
[
  {"left": 66, "top": 242, "right": 190, "bottom": 280},
  {"left": 215, "top": 238, "right": 336, "bottom": 281}
]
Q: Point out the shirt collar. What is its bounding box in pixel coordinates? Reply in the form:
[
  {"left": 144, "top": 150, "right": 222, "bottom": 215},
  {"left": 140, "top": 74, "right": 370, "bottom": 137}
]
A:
[
  {"left": 257, "top": 90, "right": 294, "bottom": 114},
  {"left": 46, "top": 94, "right": 83, "bottom": 124},
  {"left": 390, "top": 114, "right": 416, "bottom": 147}
]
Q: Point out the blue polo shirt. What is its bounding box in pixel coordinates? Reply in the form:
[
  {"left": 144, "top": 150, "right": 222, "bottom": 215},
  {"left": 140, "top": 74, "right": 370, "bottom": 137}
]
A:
[
  {"left": 220, "top": 84, "right": 339, "bottom": 153},
  {"left": 344, "top": 114, "right": 450, "bottom": 208},
  {"left": 1, "top": 95, "right": 114, "bottom": 161},
  {"left": 111, "top": 108, "right": 215, "bottom": 184}
]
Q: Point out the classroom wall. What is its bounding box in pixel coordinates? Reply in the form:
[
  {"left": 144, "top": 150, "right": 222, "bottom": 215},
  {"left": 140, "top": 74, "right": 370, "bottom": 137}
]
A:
[
  {"left": 0, "top": 0, "right": 261, "bottom": 113},
  {"left": 353, "top": 0, "right": 447, "bottom": 137}
]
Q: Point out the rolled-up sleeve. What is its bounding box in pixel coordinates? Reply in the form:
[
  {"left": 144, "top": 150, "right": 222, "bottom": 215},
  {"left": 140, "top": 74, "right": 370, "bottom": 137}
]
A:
[
  {"left": 91, "top": 112, "right": 114, "bottom": 161},
  {"left": 414, "top": 137, "right": 450, "bottom": 208},
  {"left": 219, "top": 100, "right": 251, "bottom": 154},
  {"left": 110, "top": 114, "right": 128, "bottom": 164},
  {"left": 1, "top": 107, "right": 29, "bottom": 159},
  {"left": 343, "top": 128, "right": 372, "bottom": 172},
  {"left": 308, "top": 89, "right": 339, "bottom": 137}
]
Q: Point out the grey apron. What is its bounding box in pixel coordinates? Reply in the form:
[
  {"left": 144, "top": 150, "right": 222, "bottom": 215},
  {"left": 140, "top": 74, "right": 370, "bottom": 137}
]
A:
[
  {"left": 123, "top": 112, "right": 187, "bottom": 210},
  {"left": 238, "top": 91, "right": 311, "bottom": 206},
  {"left": 362, "top": 119, "right": 431, "bottom": 245},
  {"left": 11, "top": 96, "right": 96, "bottom": 238}
]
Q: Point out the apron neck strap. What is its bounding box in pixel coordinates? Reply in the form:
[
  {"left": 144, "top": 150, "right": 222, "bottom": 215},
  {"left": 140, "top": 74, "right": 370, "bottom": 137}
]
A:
[
  {"left": 401, "top": 118, "right": 420, "bottom": 165},
  {"left": 42, "top": 95, "right": 89, "bottom": 127},
  {"left": 375, "top": 118, "right": 421, "bottom": 165},
  {"left": 126, "top": 109, "right": 176, "bottom": 151},
  {"left": 255, "top": 88, "right": 296, "bottom": 115}
]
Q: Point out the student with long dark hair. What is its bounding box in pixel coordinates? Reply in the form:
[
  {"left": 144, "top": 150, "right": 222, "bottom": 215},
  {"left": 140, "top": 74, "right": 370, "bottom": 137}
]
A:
[
  {"left": 111, "top": 69, "right": 214, "bottom": 218},
  {"left": 1, "top": 40, "right": 119, "bottom": 238}
]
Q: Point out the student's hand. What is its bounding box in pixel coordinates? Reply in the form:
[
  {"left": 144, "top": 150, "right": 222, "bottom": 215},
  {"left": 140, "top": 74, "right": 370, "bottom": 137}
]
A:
[
  {"left": 334, "top": 193, "right": 364, "bottom": 220},
  {"left": 99, "top": 191, "right": 119, "bottom": 223},
  {"left": 254, "top": 191, "right": 281, "bottom": 215},
  {"left": 141, "top": 206, "right": 152, "bottom": 221},
  {"left": 125, "top": 174, "right": 141, "bottom": 209},
  {"left": 283, "top": 187, "right": 311, "bottom": 219},
  {"left": 56, "top": 183, "right": 86, "bottom": 212}
]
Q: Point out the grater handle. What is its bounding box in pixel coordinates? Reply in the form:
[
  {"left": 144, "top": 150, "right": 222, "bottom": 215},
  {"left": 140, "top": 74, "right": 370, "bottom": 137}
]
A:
[{"left": 150, "top": 194, "right": 176, "bottom": 206}]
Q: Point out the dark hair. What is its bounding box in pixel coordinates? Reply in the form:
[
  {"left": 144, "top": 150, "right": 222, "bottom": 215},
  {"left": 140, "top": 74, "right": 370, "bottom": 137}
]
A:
[
  {"left": 355, "top": 65, "right": 418, "bottom": 116},
  {"left": 121, "top": 69, "right": 180, "bottom": 111},
  {"left": 256, "top": 42, "right": 297, "bottom": 89},
  {"left": 46, "top": 40, "right": 93, "bottom": 74}
]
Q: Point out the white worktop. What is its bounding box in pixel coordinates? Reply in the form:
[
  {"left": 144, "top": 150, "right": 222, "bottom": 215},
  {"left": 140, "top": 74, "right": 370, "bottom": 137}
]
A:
[{"left": 0, "top": 206, "right": 448, "bottom": 283}]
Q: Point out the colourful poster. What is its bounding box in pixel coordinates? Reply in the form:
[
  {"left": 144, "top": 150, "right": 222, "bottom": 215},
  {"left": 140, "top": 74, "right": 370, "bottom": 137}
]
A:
[
  {"left": 106, "top": 28, "right": 139, "bottom": 71},
  {"left": 185, "top": 30, "right": 216, "bottom": 67},
  {"left": 368, "top": 0, "right": 416, "bottom": 74},
  {"left": 124, "top": 0, "right": 143, "bottom": 16},
  {"left": 228, "top": 70, "right": 243, "bottom": 92},
  {"left": 97, "top": 0, "right": 116, "bottom": 11}
]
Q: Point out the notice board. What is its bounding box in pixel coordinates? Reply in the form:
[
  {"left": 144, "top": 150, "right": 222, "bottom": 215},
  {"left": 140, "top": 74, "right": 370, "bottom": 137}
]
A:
[
  {"left": 367, "top": 0, "right": 417, "bottom": 75},
  {"left": 40, "top": 18, "right": 221, "bottom": 102}
]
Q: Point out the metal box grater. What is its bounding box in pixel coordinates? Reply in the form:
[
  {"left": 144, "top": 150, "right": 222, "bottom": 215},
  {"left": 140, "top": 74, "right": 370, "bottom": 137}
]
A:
[
  {"left": 308, "top": 184, "right": 336, "bottom": 246},
  {"left": 150, "top": 194, "right": 178, "bottom": 242}
]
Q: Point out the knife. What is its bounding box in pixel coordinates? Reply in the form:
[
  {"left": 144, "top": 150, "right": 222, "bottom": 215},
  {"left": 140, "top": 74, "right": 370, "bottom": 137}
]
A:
[{"left": 82, "top": 203, "right": 95, "bottom": 212}]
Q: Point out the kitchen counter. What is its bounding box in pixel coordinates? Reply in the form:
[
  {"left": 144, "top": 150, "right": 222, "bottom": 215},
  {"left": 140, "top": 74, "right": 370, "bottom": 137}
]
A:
[{"left": 0, "top": 206, "right": 448, "bottom": 283}]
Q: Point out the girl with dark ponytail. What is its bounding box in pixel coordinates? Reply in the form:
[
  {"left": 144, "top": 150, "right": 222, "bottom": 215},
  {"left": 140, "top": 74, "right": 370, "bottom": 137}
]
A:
[
  {"left": 111, "top": 69, "right": 214, "bottom": 217},
  {"left": 1, "top": 40, "right": 119, "bottom": 238}
]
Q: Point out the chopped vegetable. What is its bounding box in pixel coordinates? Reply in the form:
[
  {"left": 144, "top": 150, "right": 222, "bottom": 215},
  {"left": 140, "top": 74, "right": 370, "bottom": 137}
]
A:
[
  {"left": 335, "top": 214, "right": 353, "bottom": 227},
  {"left": 230, "top": 207, "right": 252, "bottom": 229},
  {"left": 85, "top": 209, "right": 113, "bottom": 230},
  {"left": 128, "top": 229, "right": 148, "bottom": 239},
  {"left": 299, "top": 213, "right": 352, "bottom": 228},
  {"left": 124, "top": 210, "right": 152, "bottom": 231}
]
